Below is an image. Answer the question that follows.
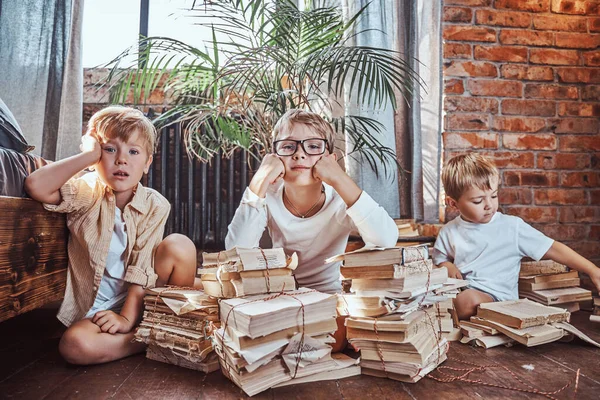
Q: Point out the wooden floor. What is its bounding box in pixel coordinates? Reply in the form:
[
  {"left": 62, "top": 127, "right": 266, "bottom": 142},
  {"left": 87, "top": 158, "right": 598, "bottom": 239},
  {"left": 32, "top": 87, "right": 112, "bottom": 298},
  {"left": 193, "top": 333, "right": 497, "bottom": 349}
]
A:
[{"left": 1, "top": 306, "right": 599, "bottom": 400}]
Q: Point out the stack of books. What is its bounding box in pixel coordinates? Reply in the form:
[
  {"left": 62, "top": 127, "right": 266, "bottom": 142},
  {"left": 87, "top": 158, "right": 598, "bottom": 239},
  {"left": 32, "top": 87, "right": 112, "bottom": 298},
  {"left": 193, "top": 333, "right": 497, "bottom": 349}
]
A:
[
  {"left": 591, "top": 298, "right": 600, "bottom": 323},
  {"left": 213, "top": 288, "right": 360, "bottom": 396},
  {"left": 468, "top": 299, "right": 570, "bottom": 347},
  {"left": 519, "top": 260, "right": 592, "bottom": 312},
  {"left": 198, "top": 247, "right": 298, "bottom": 298},
  {"left": 458, "top": 318, "right": 515, "bottom": 348},
  {"left": 135, "top": 287, "right": 221, "bottom": 372},
  {"left": 333, "top": 245, "right": 463, "bottom": 383}
]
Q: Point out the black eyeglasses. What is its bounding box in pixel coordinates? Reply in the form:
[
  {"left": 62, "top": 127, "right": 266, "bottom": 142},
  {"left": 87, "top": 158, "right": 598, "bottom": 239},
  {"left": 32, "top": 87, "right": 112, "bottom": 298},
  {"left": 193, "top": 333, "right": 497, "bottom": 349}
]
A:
[{"left": 273, "top": 138, "right": 329, "bottom": 156}]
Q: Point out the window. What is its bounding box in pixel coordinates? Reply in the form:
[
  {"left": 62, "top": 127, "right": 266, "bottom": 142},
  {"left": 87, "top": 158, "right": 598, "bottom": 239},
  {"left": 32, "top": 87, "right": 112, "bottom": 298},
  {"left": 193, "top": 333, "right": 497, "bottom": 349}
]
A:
[{"left": 82, "top": 0, "right": 262, "bottom": 68}]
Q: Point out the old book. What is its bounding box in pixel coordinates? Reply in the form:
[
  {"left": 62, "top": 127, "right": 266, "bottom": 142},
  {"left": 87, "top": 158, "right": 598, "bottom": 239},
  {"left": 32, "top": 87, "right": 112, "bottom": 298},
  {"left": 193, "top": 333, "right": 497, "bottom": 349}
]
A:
[
  {"left": 215, "top": 349, "right": 345, "bottom": 396},
  {"left": 336, "top": 296, "right": 394, "bottom": 318},
  {"left": 226, "top": 318, "right": 337, "bottom": 351},
  {"left": 141, "top": 311, "right": 216, "bottom": 332},
  {"left": 473, "top": 318, "right": 563, "bottom": 346},
  {"left": 361, "top": 342, "right": 447, "bottom": 383},
  {"left": 219, "top": 288, "right": 337, "bottom": 339},
  {"left": 351, "top": 329, "right": 441, "bottom": 364},
  {"left": 476, "top": 299, "right": 570, "bottom": 329},
  {"left": 520, "top": 287, "right": 592, "bottom": 305},
  {"left": 272, "top": 353, "right": 361, "bottom": 387},
  {"left": 350, "top": 267, "right": 447, "bottom": 293},
  {"left": 147, "top": 344, "right": 220, "bottom": 373},
  {"left": 460, "top": 334, "right": 515, "bottom": 348},
  {"left": 520, "top": 260, "right": 568, "bottom": 277},
  {"left": 201, "top": 279, "right": 237, "bottom": 298},
  {"left": 346, "top": 314, "right": 439, "bottom": 344},
  {"left": 340, "top": 259, "right": 434, "bottom": 280},
  {"left": 202, "top": 268, "right": 293, "bottom": 281},
  {"left": 360, "top": 338, "right": 447, "bottom": 378},
  {"left": 326, "top": 244, "right": 429, "bottom": 267},
  {"left": 462, "top": 319, "right": 499, "bottom": 335},
  {"left": 200, "top": 275, "right": 296, "bottom": 298},
  {"left": 345, "top": 308, "right": 436, "bottom": 332},
  {"left": 520, "top": 271, "right": 578, "bottom": 283},
  {"left": 395, "top": 219, "right": 419, "bottom": 237},
  {"left": 199, "top": 247, "right": 298, "bottom": 275},
  {"left": 519, "top": 278, "right": 580, "bottom": 291}
]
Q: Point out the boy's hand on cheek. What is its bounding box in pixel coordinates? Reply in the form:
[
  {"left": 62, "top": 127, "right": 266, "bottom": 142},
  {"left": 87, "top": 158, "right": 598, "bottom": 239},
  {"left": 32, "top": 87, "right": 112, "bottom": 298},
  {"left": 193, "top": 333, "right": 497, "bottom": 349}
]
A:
[
  {"left": 261, "top": 154, "right": 285, "bottom": 184},
  {"left": 92, "top": 310, "right": 134, "bottom": 334},
  {"left": 80, "top": 134, "right": 102, "bottom": 164},
  {"left": 249, "top": 154, "right": 285, "bottom": 197},
  {"left": 313, "top": 154, "right": 344, "bottom": 185}
]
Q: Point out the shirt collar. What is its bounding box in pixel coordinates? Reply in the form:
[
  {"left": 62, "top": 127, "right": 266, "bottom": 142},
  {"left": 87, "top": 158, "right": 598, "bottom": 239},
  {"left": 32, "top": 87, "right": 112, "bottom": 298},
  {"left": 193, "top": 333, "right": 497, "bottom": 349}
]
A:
[{"left": 101, "top": 179, "right": 149, "bottom": 214}]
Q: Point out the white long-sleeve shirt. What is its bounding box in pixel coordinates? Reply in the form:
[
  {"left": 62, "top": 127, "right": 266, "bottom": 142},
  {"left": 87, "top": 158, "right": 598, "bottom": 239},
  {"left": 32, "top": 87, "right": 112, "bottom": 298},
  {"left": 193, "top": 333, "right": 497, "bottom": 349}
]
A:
[{"left": 225, "top": 182, "right": 398, "bottom": 293}]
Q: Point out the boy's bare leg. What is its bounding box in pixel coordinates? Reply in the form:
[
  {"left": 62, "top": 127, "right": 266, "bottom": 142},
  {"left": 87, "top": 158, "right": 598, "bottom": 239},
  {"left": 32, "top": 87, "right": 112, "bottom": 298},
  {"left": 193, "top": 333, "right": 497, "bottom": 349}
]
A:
[
  {"left": 59, "top": 319, "right": 146, "bottom": 365},
  {"left": 331, "top": 315, "right": 348, "bottom": 353},
  {"left": 154, "top": 233, "right": 197, "bottom": 287},
  {"left": 453, "top": 288, "right": 494, "bottom": 321}
]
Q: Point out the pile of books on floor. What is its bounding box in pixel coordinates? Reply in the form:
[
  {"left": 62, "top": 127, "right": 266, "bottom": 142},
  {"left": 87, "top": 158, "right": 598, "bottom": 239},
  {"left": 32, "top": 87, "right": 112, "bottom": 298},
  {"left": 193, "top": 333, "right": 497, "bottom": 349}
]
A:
[
  {"left": 462, "top": 299, "right": 571, "bottom": 348},
  {"left": 591, "top": 298, "right": 600, "bottom": 323},
  {"left": 333, "top": 245, "right": 464, "bottom": 383},
  {"left": 135, "top": 287, "right": 221, "bottom": 372},
  {"left": 213, "top": 288, "right": 360, "bottom": 396},
  {"left": 519, "top": 260, "right": 592, "bottom": 312},
  {"left": 198, "top": 247, "right": 298, "bottom": 298}
]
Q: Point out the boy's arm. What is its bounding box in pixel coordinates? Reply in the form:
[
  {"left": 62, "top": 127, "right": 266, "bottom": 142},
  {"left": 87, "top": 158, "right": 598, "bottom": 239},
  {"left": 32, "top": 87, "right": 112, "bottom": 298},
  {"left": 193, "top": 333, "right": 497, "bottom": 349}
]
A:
[
  {"left": 225, "top": 187, "right": 269, "bottom": 249},
  {"left": 92, "top": 284, "right": 144, "bottom": 334},
  {"left": 543, "top": 241, "right": 600, "bottom": 291},
  {"left": 24, "top": 135, "right": 100, "bottom": 205},
  {"left": 432, "top": 229, "right": 462, "bottom": 279},
  {"left": 120, "top": 284, "right": 145, "bottom": 328}
]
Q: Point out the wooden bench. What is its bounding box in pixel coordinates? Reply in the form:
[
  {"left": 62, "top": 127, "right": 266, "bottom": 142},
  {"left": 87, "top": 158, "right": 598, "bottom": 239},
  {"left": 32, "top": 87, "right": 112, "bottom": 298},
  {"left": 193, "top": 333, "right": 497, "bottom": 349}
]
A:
[{"left": 0, "top": 196, "right": 68, "bottom": 322}]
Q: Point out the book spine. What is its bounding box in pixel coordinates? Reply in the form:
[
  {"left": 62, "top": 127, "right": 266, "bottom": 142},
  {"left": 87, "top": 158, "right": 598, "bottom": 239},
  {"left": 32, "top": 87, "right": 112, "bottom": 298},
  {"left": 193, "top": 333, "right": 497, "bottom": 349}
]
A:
[{"left": 402, "top": 246, "right": 429, "bottom": 264}]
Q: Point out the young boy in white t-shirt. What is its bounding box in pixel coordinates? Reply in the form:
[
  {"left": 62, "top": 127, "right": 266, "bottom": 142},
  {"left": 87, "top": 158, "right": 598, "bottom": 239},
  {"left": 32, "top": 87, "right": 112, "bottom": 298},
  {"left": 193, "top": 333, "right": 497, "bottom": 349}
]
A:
[{"left": 433, "top": 153, "right": 600, "bottom": 320}]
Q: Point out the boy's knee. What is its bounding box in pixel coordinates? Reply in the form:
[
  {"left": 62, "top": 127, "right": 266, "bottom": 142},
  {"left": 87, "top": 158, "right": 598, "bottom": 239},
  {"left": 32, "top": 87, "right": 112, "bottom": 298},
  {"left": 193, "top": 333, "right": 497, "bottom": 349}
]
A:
[
  {"left": 59, "top": 328, "right": 93, "bottom": 365},
  {"left": 157, "top": 234, "right": 196, "bottom": 262}
]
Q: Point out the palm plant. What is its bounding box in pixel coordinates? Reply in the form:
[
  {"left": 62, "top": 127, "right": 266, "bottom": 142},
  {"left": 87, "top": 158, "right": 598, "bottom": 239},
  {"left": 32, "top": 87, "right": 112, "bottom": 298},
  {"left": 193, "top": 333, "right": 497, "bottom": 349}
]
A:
[{"left": 104, "top": 0, "right": 421, "bottom": 174}]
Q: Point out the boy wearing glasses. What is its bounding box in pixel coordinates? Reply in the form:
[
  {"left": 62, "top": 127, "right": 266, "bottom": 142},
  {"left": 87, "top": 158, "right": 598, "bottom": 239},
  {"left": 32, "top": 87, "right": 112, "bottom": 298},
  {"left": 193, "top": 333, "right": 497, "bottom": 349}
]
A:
[{"left": 225, "top": 109, "right": 398, "bottom": 295}]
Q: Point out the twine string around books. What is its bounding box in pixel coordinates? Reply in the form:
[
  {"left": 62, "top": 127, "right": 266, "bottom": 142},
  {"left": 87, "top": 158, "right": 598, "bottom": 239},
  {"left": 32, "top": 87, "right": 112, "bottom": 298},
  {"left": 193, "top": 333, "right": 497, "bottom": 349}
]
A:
[
  {"left": 403, "top": 248, "right": 446, "bottom": 380},
  {"left": 216, "top": 252, "right": 225, "bottom": 298},
  {"left": 427, "top": 357, "right": 579, "bottom": 400},
  {"left": 149, "top": 285, "right": 218, "bottom": 354},
  {"left": 221, "top": 289, "right": 318, "bottom": 379},
  {"left": 373, "top": 318, "right": 389, "bottom": 378},
  {"left": 257, "top": 247, "right": 272, "bottom": 294}
]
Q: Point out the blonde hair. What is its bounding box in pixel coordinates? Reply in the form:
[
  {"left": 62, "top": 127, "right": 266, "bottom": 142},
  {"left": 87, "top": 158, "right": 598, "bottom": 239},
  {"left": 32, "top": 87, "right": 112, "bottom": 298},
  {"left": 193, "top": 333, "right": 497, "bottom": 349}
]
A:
[
  {"left": 272, "top": 109, "right": 334, "bottom": 152},
  {"left": 86, "top": 106, "right": 157, "bottom": 156},
  {"left": 442, "top": 153, "right": 499, "bottom": 200}
]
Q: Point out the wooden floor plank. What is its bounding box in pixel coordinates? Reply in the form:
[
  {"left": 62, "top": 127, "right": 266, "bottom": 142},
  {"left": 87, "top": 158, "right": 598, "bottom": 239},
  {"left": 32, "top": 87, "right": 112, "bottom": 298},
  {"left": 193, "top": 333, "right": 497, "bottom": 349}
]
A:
[
  {"left": 335, "top": 375, "right": 414, "bottom": 400},
  {"left": 2, "top": 306, "right": 600, "bottom": 399},
  {"left": 42, "top": 355, "right": 145, "bottom": 400}
]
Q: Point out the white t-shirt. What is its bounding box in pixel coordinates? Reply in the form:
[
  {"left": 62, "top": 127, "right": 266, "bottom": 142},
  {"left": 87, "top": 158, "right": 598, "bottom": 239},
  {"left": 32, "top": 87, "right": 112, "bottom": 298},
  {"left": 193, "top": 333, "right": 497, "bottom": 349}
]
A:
[
  {"left": 432, "top": 212, "right": 554, "bottom": 301},
  {"left": 225, "top": 182, "right": 398, "bottom": 293},
  {"left": 85, "top": 207, "right": 129, "bottom": 318}
]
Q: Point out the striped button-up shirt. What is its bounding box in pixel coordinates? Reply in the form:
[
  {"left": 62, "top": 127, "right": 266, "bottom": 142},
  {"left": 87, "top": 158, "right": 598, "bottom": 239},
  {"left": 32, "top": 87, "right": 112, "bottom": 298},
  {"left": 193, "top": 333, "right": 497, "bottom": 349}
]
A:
[{"left": 44, "top": 172, "right": 170, "bottom": 326}]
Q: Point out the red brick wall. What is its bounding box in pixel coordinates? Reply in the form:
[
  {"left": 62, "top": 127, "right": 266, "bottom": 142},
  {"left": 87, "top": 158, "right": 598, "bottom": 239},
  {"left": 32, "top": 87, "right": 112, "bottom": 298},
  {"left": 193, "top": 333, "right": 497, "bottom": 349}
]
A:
[{"left": 442, "top": 0, "right": 600, "bottom": 265}]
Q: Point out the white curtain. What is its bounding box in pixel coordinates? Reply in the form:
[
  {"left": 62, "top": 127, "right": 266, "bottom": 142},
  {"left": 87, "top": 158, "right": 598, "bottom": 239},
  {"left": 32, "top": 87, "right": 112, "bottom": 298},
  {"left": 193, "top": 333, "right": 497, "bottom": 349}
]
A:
[
  {"left": 0, "top": 0, "right": 84, "bottom": 161},
  {"left": 341, "top": 0, "right": 400, "bottom": 218},
  {"left": 340, "top": 0, "right": 443, "bottom": 222}
]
